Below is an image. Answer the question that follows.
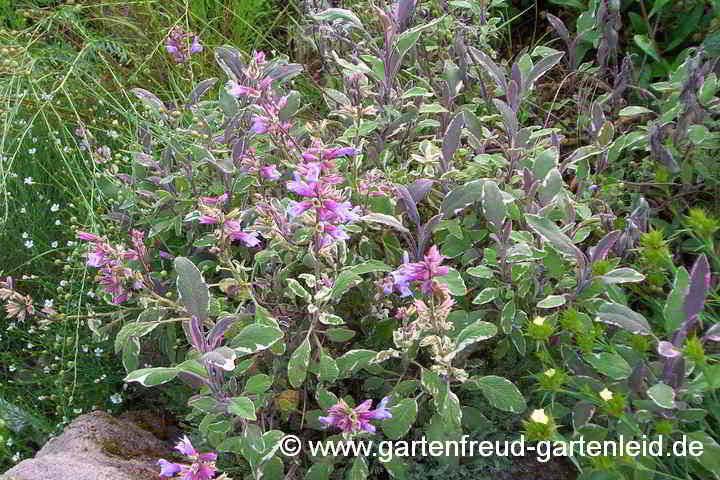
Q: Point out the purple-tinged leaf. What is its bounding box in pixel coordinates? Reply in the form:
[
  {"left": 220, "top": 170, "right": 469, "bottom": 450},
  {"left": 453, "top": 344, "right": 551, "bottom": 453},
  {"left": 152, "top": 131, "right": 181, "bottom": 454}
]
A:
[
  {"left": 133, "top": 152, "right": 159, "bottom": 169},
  {"left": 522, "top": 168, "right": 534, "bottom": 192},
  {"left": 481, "top": 181, "right": 506, "bottom": 230},
  {"left": 664, "top": 266, "right": 689, "bottom": 333},
  {"left": 441, "top": 180, "right": 486, "bottom": 218},
  {"left": 546, "top": 13, "right": 570, "bottom": 44},
  {"left": 131, "top": 88, "right": 165, "bottom": 113},
  {"left": 442, "top": 112, "right": 464, "bottom": 168},
  {"left": 572, "top": 402, "right": 596, "bottom": 430},
  {"left": 207, "top": 315, "right": 236, "bottom": 350},
  {"left": 187, "top": 78, "right": 218, "bottom": 106},
  {"left": 525, "top": 52, "right": 564, "bottom": 92},
  {"left": 396, "top": 185, "right": 420, "bottom": 226},
  {"left": 462, "top": 108, "right": 485, "bottom": 144},
  {"left": 417, "top": 214, "right": 442, "bottom": 258},
  {"left": 492, "top": 99, "right": 518, "bottom": 141},
  {"left": 589, "top": 230, "right": 621, "bottom": 263},
  {"left": 507, "top": 79, "right": 519, "bottom": 112},
  {"left": 265, "top": 63, "right": 304, "bottom": 83},
  {"left": 662, "top": 356, "right": 685, "bottom": 389},
  {"left": 177, "top": 371, "right": 210, "bottom": 389},
  {"left": 511, "top": 63, "right": 522, "bottom": 97},
  {"left": 684, "top": 254, "right": 711, "bottom": 323},
  {"left": 658, "top": 341, "right": 682, "bottom": 358},
  {"left": 704, "top": 323, "right": 720, "bottom": 342},
  {"left": 406, "top": 179, "right": 435, "bottom": 204},
  {"left": 628, "top": 363, "right": 649, "bottom": 394},
  {"left": 187, "top": 315, "right": 207, "bottom": 353},
  {"left": 395, "top": 0, "right": 416, "bottom": 32},
  {"left": 214, "top": 46, "right": 246, "bottom": 83},
  {"left": 468, "top": 47, "right": 507, "bottom": 91},
  {"left": 595, "top": 301, "right": 653, "bottom": 335}
]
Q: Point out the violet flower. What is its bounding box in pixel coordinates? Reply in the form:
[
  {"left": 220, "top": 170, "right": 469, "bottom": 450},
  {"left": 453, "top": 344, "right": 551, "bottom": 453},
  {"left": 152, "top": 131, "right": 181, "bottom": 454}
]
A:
[
  {"left": 158, "top": 435, "right": 218, "bottom": 480},
  {"left": 385, "top": 246, "right": 449, "bottom": 297},
  {"left": 319, "top": 397, "right": 392, "bottom": 434},
  {"left": 165, "top": 28, "right": 203, "bottom": 63}
]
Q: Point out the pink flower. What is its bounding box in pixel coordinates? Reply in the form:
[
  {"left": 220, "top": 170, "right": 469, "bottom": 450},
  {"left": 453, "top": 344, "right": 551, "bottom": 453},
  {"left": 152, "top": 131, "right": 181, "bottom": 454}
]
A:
[
  {"left": 158, "top": 435, "right": 218, "bottom": 479},
  {"left": 386, "top": 246, "right": 449, "bottom": 297},
  {"left": 319, "top": 397, "right": 392, "bottom": 434},
  {"left": 260, "top": 165, "right": 281, "bottom": 180}
]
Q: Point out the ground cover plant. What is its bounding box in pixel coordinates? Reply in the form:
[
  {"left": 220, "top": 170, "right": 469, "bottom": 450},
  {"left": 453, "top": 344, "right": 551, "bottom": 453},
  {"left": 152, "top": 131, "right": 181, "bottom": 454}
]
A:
[{"left": 1, "top": 0, "right": 720, "bottom": 479}]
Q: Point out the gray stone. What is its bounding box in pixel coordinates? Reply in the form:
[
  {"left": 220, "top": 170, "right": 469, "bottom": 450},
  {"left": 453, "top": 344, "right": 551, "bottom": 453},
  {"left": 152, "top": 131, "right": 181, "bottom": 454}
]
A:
[{"left": 2, "top": 410, "right": 175, "bottom": 480}]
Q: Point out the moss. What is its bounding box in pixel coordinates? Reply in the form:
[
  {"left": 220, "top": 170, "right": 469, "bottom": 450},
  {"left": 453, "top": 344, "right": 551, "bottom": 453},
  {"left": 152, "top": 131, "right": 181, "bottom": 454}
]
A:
[{"left": 99, "top": 437, "right": 168, "bottom": 461}]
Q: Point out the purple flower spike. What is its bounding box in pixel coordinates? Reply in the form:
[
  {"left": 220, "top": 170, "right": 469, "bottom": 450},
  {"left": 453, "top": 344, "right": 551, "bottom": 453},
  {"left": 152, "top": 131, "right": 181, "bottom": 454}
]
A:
[
  {"left": 158, "top": 459, "right": 183, "bottom": 477},
  {"left": 260, "top": 165, "right": 281, "bottom": 180},
  {"left": 159, "top": 435, "right": 218, "bottom": 479},
  {"left": 385, "top": 245, "right": 449, "bottom": 297},
  {"left": 319, "top": 397, "right": 393, "bottom": 434}
]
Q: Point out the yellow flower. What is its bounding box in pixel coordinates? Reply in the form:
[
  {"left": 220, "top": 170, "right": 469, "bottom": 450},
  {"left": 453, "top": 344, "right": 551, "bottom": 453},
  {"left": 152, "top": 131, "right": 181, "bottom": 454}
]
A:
[
  {"left": 533, "top": 316, "right": 545, "bottom": 326},
  {"left": 544, "top": 368, "right": 556, "bottom": 377},
  {"left": 530, "top": 409, "right": 549, "bottom": 424},
  {"left": 599, "top": 388, "right": 613, "bottom": 401}
]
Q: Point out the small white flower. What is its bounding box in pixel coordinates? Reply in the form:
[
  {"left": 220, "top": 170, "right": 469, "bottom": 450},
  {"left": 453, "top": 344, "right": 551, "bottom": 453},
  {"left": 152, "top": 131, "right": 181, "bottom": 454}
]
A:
[
  {"left": 23, "top": 177, "right": 33, "bottom": 184},
  {"left": 533, "top": 316, "right": 545, "bottom": 326},
  {"left": 50, "top": 203, "right": 59, "bottom": 212},
  {"left": 11, "top": 452, "right": 20, "bottom": 463},
  {"left": 599, "top": 388, "right": 613, "bottom": 401},
  {"left": 55, "top": 220, "right": 61, "bottom": 226},
  {"left": 43, "top": 366, "right": 50, "bottom": 374},
  {"left": 24, "top": 240, "right": 34, "bottom": 249},
  {"left": 530, "top": 409, "right": 550, "bottom": 425},
  {"left": 51, "top": 241, "right": 58, "bottom": 248},
  {"left": 28, "top": 148, "right": 36, "bottom": 155},
  {"left": 60, "top": 280, "right": 68, "bottom": 287},
  {"left": 27, "top": 343, "right": 33, "bottom": 349},
  {"left": 44, "top": 299, "right": 54, "bottom": 309},
  {"left": 87, "top": 291, "right": 95, "bottom": 298},
  {"left": 544, "top": 368, "right": 556, "bottom": 377},
  {"left": 73, "top": 408, "right": 82, "bottom": 414},
  {"left": 110, "top": 393, "right": 122, "bottom": 404},
  {"left": 20, "top": 207, "right": 26, "bottom": 214},
  {"left": 9, "top": 365, "right": 16, "bottom": 372},
  {"left": 94, "top": 347, "right": 103, "bottom": 356},
  {"left": 82, "top": 345, "right": 89, "bottom": 353},
  {"left": 21, "top": 232, "right": 28, "bottom": 239},
  {"left": 7, "top": 438, "right": 14, "bottom": 447}
]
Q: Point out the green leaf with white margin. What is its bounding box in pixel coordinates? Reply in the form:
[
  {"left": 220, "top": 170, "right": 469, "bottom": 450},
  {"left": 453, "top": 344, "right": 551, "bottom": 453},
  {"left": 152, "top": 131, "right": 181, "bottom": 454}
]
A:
[
  {"left": 595, "top": 301, "right": 653, "bottom": 336},
  {"left": 329, "top": 270, "right": 363, "bottom": 299},
  {"left": 618, "top": 106, "right": 654, "bottom": 117},
  {"left": 361, "top": 212, "right": 409, "bottom": 234},
  {"left": 664, "top": 266, "right": 689, "bottom": 333},
  {"left": 243, "top": 374, "right": 274, "bottom": 395},
  {"left": 317, "top": 352, "right": 339, "bottom": 383},
  {"left": 393, "top": 17, "right": 444, "bottom": 72},
  {"left": 599, "top": 268, "right": 646, "bottom": 284},
  {"left": 647, "top": 382, "right": 676, "bottom": 409},
  {"left": 287, "top": 278, "right": 311, "bottom": 302},
  {"left": 288, "top": 337, "right": 311, "bottom": 388},
  {"left": 472, "top": 287, "right": 498, "bottom": 305},
  {"left": 230, "top": 324, "right": 284, "bottom": 354},
  {"left": 347, "top": 260, "right": 392, "bottom": 275},
  {"left": 228, "top": 396, "right": 257, "bottom": 420},
  {"left": 454, "top": 320, "right": 497, "bottom": 353},
  {"left": 174, "top": 257, "right": 210, "bottom": 321},
  {"left": 421, "top": 368, "right": 445, "bottom": 398},
  {"left": 346, "top": 456, "right": 369, "bottom": 480},
  {"left": 481, "top": 180, "right": 507, "bottom": 230},
  {"left": 439, "top": 385, "right": 463, "bottom": 429},
  {"left": 115, "top": 309, "right": 163, "bottom": 354},
  {"left": 467, "top": 376, "right": 526, "bottom": 413},
  {"left": 336, "top": 349, "right": 376, "bottom": 377},
  {"left": 537, "top": 294, "right": 566, "bottom": 308},
  {"left": 584, "top": 351, "right": 632, "bottom": 380},
  {"left": 319, "top": 312, "right": 345, "bottom": 325},
  {"left": 311, "top": 8, "right": 364, "bottom": 29},
  {"left": 382, "top": 398, "right": 418, "bottom": 440},
  {"left": 202, "top": 346, "right": 237, "bottom": 371},
  {"left": 122, "top": 336, "right": 140, "bottom": 373},
  {"left": 124, "top": 367, "right": 178, "bottom": 387},
  {"left": 436, "top": 267, "right": 466, "bottom": 296},
  {"left": 525, "top": 214, "right": 585, "bottom": 261}
]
